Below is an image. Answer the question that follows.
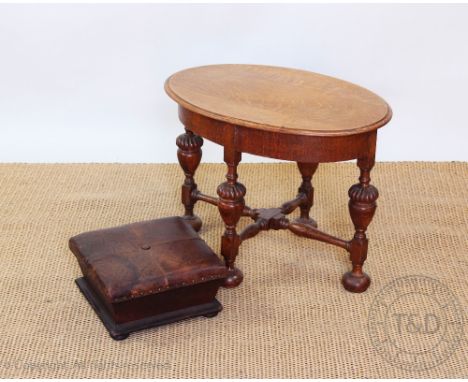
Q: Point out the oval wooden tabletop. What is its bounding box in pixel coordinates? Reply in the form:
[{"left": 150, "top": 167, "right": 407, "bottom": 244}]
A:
[{"left": 165, "top": 64, "right": 391, "bottom": 137}]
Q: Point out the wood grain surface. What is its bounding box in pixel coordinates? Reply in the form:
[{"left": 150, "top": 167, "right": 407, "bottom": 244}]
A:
[{"left": 165, "top": 64, "right": 392, "bottom": 137}]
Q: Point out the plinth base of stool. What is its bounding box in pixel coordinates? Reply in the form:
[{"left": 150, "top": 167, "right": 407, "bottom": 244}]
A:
[{"left": 76, "top": 278, "right": 223, "bottom": 341}]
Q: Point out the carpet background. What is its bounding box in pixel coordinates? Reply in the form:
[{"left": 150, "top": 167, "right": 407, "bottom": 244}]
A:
[{"left": 0, "top": 162, "right": 466, "bottom": 378}]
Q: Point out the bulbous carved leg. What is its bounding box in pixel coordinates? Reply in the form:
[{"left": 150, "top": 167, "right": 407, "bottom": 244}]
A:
[
  {"left": 217, "top": 150, "right": 245, "bottom": 288},
  {"left": 342, "top": 158, "right": 379, "bottom": 293},
  {"left": 176, "top": 130, "right": 203, "bottom": 232},
  {"left": 294, "top": 162, "right": 319, "bottom": 227}
]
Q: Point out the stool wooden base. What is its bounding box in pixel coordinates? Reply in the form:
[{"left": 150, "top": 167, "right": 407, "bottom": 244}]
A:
[{"left": 76, "top": 278, "right": 222, "bottom": 340}]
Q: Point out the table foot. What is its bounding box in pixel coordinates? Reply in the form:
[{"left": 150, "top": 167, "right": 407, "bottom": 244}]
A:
[
  {"left": 222, "top": 267, "right": 244, "bottom": 288},
  {"left": 292, "top": 216, "right": 318, "bottom": 228},
  {"left": 182, "top": 215, "right": 202, "bottom": 232},
  {"left": 342, "top": 271, "right": 371, "bottom": 293}
]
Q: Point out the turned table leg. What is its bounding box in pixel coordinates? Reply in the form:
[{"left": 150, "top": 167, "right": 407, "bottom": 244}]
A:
[
  {"left": 342, "top": 157, "right": 379, "bottom": 293},
  {"left": 176, "top": 129, "right": 203, "bottom": 232},
  {"left": 294, "top": 162, "right": 319, "bottom": 227},
  {"left": 217, "top": 149, "right": 246, "bottom": 288}
]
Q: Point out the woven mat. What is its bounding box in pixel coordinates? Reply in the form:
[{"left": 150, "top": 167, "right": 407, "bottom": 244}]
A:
[{"left": 0, "top": 162, "right": 466, "bottom": 378}]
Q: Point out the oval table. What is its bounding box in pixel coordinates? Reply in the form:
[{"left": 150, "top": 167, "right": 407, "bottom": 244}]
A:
[{"left": 165, "top": 64, "right": 392, "bottom": 293}]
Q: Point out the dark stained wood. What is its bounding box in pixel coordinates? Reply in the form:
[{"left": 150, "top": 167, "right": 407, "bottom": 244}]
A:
[
  {"left": 240, "top": 208, "right": 289, "bottom": 242},
  {"left": 238, "top": 207, "right": 350, "bottom": 251},
  {"left": 217, "top": 145, "right": 245, "bottom": 288},
  {"left": 179, "top": 107, "right": 378, "bottom": 163},
  {"left": 176, "top": 130, "right": 203, "bottom": 231},
  {"left": 287, "top": 221, "right": 350, "bottom": 251},
  {"left": 342, "top": 156, "right": 378, "bottom": 293},
  {"left": 166, "top": 64, "right": 391, "bottom": 293},
  {"left": 69, "top": 217, "right": 228, "bottom": 339},
  {"left": 294, "top": 162, "right": 319, "bottom": 227},
  {"left": 280, "top": 194, "right": 306, "bottom": 215},
  {"left": 76, "top": 278, "right": 222, "bottom": 340},
  {"left": 193, "top": 190, "right": 256, "bottom": 218}
]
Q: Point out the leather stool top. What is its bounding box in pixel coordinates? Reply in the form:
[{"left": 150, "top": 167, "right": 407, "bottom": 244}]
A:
[{"left": 69, "top": 217, "right": 228, "bottom": 303}]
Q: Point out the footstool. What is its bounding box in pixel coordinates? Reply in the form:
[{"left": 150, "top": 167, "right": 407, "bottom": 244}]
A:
[{"left": 69, "top": 217, "right": 228, "bottom": 340}]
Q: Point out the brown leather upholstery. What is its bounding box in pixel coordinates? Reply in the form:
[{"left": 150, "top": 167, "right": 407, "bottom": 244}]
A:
[{"left": 69, "top": 217, "right": 228, "bottom": 303}]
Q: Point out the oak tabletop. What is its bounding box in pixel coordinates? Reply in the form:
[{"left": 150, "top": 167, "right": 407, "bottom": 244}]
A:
[{"left": 165, "top": 64, "right": 392, "bottom": 137}]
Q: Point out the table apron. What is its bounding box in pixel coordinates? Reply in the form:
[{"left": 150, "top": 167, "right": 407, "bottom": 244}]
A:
[{"left": 179, "top": 106, "right": 376, "bottom": 162}]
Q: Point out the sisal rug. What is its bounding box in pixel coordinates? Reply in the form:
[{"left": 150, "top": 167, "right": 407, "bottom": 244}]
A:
[{"left": 0, "top": 162, "right": 466, "bottom": 378}]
